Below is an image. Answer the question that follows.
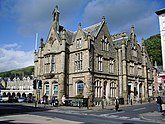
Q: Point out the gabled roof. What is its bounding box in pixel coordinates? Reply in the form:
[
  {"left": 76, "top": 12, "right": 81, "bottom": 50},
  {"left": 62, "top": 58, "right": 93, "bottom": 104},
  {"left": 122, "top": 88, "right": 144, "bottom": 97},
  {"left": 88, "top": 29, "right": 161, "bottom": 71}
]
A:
[{"left": 83, "top": 22, "right": 102, "bottom": 37}]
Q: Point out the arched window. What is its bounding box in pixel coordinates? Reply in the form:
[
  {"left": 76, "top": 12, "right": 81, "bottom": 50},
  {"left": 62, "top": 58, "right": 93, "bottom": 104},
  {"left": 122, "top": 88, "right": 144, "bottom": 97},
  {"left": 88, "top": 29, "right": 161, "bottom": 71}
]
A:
[
  {"left": 110, "top": 82, "right": 116, "bottom": 98},
  {"left": 101, "top": 36, "right": 109, "bottom": 51},
  {"left": 52, "top": 81, "right": 58, "bottom": 96},
  {"left": 76, "top": 80, "right": 84, "bottom": 95},
  {"left": 44, "top": 82, "right": 49, "bottom": 96}
]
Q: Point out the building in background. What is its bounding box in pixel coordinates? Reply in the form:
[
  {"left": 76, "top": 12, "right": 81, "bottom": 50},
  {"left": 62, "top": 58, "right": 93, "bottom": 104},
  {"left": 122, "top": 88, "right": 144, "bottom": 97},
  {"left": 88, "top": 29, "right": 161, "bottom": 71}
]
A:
[
  {"left": 155, "top": 8, "right": 165, "bottom": 95},
  {"left": 34, "top": 6, "right": 153, "bottom": 105},
  {"left": 0, "top": 76, "right": 33, "bottom": 99}
]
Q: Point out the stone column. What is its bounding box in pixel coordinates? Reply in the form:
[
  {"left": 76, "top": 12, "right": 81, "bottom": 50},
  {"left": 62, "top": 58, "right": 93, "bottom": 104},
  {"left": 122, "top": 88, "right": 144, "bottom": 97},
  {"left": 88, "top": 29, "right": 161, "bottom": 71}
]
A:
[{"left": 58, "top": 74, "right": 65, "bottom": 105}]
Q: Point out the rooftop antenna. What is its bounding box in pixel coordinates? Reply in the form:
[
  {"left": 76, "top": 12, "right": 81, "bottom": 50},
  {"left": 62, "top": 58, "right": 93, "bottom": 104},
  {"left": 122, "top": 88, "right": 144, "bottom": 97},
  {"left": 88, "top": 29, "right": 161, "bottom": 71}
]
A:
[{"left": 35, "top": 33, "right": 38, "bottom": 51}]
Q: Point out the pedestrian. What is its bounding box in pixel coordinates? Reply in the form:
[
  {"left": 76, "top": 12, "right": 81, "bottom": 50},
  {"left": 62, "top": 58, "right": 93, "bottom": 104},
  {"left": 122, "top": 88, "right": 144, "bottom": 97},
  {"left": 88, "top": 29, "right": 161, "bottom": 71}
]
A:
[
  {"left": 62, "top": 95, "right": 66, "bottom": 105},
  {"left": 156, "top": 96, "right": 162, "bottom": 112},
  {"left": 51, "top": 96, "right": 55, "bottom": 106},
  {"left": 114, "top": 97, "right": 119, "bottom": 111},
  {"left": 161, "top": 103, "right": 165, "bottom": 115}
]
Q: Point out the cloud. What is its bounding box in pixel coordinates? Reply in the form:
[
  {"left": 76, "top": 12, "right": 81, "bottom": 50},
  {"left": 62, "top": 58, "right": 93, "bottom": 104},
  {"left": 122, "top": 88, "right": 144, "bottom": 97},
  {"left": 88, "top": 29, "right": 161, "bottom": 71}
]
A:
[
  {"left": 0, "top": 45, "right": 34, "bottom": 72},
  {"left": 2, "top": 43, "right": 21, "bottom": 50},
  {"left": 82, "top": 0, "right": 161, "bottom": 41},
  {"left": 4, "top": 0, "right": 88, "bottom": 37}
]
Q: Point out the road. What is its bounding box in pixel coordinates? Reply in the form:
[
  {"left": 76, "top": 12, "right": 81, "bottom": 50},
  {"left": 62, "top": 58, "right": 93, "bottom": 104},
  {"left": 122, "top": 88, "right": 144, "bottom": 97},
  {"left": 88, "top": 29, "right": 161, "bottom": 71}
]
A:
[{"left": 0, "top": 102, "right": 160, "bottom": 124}]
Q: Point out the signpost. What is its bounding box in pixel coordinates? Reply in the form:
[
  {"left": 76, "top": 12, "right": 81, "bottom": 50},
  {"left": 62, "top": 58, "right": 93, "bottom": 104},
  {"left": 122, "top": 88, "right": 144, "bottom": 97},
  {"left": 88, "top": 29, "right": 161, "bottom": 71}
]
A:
[{"left": 33, "top": 80, "right": 42, "bottom": 107}]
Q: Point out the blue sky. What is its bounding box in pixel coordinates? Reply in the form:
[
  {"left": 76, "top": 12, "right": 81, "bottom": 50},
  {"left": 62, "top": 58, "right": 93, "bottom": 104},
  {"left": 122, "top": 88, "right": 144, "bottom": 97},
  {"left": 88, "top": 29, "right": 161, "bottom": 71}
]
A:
[{"left": 0, "top": 0, "right": 165, "bottom": 72}]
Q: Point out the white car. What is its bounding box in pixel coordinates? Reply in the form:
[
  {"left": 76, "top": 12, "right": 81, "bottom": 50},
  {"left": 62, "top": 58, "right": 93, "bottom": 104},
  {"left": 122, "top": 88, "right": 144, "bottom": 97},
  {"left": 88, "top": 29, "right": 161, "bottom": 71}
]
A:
[{"left": 18, "top": 98, "right": 26, "bottom": 103}]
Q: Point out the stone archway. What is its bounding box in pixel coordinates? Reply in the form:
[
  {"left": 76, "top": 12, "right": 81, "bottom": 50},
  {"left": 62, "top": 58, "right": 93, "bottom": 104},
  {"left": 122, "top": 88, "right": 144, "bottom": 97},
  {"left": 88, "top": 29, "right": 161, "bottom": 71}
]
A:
[
  {"left": 7, "top": 92, "right": 11, "bottom": 97},
  {"left": 12, "top": 92, "right": 15, "bottom": 97},
  {"left": 3, "top": 92, "right": 7, "bottom": 97},
  {"left": 44, "top": 81, "right": 49, "bottom": 96},
  {"left": 17, "top": 92, "right": 21, "bottom": 98},
  {"left": 52, "top": 81, "right": 58, "bottom": 97},
  {"left": 22, "top": 93, "right": 26, "bottom": 98}
]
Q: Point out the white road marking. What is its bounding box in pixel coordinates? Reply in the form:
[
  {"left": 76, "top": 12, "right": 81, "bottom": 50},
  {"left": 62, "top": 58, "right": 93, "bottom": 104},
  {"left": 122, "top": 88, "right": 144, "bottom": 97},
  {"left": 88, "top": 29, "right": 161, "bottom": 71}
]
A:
[
  {"left": 133, "top": 107, "right": 145, "bottom": 111},
  {"left": 131, "top": 118, "right": 141, "bottom": 120},
  {"left": 119, "top": 116, "right": 130, "bottom": 119},
  {"left": 108, "top": 115, "right": 119, "bottom": 118}
]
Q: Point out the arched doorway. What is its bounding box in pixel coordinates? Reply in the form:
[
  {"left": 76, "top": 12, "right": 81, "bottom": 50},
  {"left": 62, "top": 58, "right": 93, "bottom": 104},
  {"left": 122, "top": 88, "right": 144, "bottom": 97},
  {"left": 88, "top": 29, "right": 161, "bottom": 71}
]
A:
[
  {"left": 3, "top": 92, "right": 7, "bottom": 97},
  {"left": 139, "top": 83, "right": 142, "bottom": 98},
  {"left": 44, "top": 82, "right": 49, "bottom": 96},
  {"left": 17, "top": 92, "right": 21, "bottom": 98},
  {"left": 52, "top": 81, "right": 58, "bottom": 97},
  {"left": 22, "top": 93, "right": 26, "bottom": 98},
  {"left": 127, "top": 82, "right": 132, "bottom": 101},
  {"left": 7, "top": 92, "right": 11, "bottom": 98},
  {"left": 12, "top": 92, "right": 15, "bottom": 97},
  {"left": 103, "top": 81, "right": 107, "bottom": 99}
]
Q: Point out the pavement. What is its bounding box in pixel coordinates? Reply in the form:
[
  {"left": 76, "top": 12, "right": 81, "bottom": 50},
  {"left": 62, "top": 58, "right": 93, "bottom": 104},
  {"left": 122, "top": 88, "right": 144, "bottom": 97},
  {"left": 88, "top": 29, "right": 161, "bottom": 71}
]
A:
[{"left": 0, "top": 102, "right": 165, "bottom": 124}]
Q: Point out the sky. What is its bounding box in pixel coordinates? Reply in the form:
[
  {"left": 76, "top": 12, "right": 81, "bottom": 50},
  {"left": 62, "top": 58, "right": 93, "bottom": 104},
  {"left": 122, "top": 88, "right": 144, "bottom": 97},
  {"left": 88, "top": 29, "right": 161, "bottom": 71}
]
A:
[{"left": 0, "top": 0, "right": 165, "bottom": 72}]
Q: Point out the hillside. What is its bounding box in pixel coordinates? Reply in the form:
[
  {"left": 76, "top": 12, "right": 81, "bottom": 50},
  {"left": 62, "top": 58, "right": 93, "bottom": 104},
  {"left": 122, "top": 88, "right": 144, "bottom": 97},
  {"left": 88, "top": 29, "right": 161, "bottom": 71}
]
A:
[
  {"left": 0, "top": 66, "right": 34, "bottom": 78},
  {"left": 143, "top": 34, "right": 162, "bottom": 66}
]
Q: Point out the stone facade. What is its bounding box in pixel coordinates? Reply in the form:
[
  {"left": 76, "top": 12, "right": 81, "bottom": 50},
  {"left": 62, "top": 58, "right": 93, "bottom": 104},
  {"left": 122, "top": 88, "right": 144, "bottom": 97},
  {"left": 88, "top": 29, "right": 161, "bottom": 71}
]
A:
[
  {"left": 0, "top": 76, "right": 33, "bottom": 98},
  {"left": 34, "top": 6, "right": 153, "bottom": 105}
]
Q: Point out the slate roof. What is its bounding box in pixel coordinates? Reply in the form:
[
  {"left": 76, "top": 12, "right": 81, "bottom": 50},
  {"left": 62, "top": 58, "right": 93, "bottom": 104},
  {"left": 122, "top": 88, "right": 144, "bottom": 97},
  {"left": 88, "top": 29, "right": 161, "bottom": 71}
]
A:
[{"left": 83, "top": 22, "right": 102, "bottom": 37}]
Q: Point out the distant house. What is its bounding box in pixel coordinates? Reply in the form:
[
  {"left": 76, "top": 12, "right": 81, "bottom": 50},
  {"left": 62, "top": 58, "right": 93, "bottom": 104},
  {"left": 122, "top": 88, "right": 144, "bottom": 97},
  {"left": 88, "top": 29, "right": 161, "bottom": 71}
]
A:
[{"left": 0, "top": 76, "right": 33, "bottom": 98}]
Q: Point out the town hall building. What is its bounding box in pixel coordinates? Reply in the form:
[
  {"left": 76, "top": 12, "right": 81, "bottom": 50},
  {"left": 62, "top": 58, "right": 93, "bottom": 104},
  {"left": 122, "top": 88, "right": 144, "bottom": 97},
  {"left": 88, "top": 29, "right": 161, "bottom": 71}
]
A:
[{"left": 34, "top": 6, "right": 153, "bottom": 105}]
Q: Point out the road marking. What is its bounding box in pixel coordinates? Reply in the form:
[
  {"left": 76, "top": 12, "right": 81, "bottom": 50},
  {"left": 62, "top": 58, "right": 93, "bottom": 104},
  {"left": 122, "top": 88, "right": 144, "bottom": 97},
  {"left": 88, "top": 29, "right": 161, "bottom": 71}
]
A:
[
  {"left": 133, "top": 107, "right": 145, "bottom": 111},
  {"left": 131, "top": 118, "right": 141, "bottom": 120},
  {"left": 119, "top": 116, "right": 130, "bottom": 119},
  {"left": 108, "top": 115, "right": 119, "bottom": 118},
  {"left": 99, "top": 114, "right": 110, "bottom": 117}
]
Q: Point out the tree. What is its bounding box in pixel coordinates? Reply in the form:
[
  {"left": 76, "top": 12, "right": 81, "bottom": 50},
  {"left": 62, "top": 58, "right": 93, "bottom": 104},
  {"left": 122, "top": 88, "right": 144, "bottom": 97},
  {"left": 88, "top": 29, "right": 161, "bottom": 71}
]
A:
[{"left": 143, "top": 34, "right": 162, "bottom": 66}]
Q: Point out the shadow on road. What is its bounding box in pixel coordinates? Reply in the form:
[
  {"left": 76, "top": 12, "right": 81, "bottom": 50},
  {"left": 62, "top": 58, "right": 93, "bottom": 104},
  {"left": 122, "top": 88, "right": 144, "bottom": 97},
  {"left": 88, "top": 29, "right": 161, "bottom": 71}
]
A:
[
  {"left": 0, "top": 103, "right": 50, "bottom": 117},
  {"left": 0, "top": 119, "right": 34, "bottom": 124}
]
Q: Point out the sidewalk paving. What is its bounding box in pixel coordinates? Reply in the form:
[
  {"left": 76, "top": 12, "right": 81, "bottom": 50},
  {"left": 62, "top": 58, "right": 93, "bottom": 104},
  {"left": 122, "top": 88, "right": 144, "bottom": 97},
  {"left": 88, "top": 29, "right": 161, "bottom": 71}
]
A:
[{"left": 0, "top": 114, "right": 83, "bottom": 124}]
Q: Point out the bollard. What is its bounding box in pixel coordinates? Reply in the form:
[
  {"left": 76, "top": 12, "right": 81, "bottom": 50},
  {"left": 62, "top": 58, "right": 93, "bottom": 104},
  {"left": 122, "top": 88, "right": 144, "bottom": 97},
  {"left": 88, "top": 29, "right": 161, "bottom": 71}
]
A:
[
  {"left": 140, "top": 98, "right": 142, "bottom": 104},
  {"left": 130, "top": 99, "right": 132, "bottom": 105},
  {"left": 35, "top": 100, "right": 38, "bottom": 107},
  {"left": 87, "top": 97, "right": 89, "bottom": 110},
  {"left": 102, "top": 99, "right": 104, "bottom": 109}
]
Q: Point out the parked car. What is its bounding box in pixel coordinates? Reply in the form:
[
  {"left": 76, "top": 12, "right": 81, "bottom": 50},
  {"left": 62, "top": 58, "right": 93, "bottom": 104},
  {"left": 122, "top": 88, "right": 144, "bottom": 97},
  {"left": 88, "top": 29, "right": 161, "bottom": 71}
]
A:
[{"left": 18, "top": 97, "right": 26, "bottom": 103}]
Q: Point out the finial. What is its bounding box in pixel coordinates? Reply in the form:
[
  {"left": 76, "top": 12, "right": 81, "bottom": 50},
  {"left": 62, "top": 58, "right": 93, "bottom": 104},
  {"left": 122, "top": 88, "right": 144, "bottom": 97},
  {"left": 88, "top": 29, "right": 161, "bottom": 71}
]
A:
[
  {"left": 102, "top": 16, "right": 105, "bottom": 21},
  {"left": 78, "top": 22, "right": 82, "bottom": 29},
  {"left": 79, "top": 22, "right": 81, "bottom": 27},
  {"left": 55, "top": 5, "right": 58, "bottom": 10},
  {"left": 142, "top": 38, "right": 145, "bottom": 46},
  {"left": 62, "top": 29, "right": 66, "bottom": 40},
  {"left": 131, "top": 25, "right": 134, "bottom": 32}
]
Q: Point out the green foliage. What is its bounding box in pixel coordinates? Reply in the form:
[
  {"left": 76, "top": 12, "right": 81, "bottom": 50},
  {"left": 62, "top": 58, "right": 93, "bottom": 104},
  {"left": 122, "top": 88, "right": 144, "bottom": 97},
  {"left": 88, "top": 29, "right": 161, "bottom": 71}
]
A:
[
  {"left": 0, "top": 66, "right": 34, "bottom": 78},
  {"left": 143, "top": 34, "right": 162, "bottom": 66}
]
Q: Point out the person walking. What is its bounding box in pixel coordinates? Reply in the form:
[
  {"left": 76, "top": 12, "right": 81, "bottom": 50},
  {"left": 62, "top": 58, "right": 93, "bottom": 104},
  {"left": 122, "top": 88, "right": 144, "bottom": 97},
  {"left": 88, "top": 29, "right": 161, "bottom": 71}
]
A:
[
  {"left": 156, "top": 96, "right": 162, "bottom": 112},
  {"left": 114, "top": 97, "right": 120, "bottom": 111},
  {"left": 62, "top": 95, "right": 66, "bottom": 105}
]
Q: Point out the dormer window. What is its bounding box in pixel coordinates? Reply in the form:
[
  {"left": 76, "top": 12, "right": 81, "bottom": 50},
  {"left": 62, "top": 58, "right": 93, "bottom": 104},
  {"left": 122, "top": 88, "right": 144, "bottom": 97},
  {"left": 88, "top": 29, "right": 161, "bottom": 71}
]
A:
[{"left": 76, "top": 38, "right": 82, "bottom": 48}]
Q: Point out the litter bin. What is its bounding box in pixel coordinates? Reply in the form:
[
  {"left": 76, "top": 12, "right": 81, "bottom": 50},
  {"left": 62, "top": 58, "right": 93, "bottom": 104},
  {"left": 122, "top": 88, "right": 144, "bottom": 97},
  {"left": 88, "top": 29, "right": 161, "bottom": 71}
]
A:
[{"left": 119, "top": 98, "right": 124, "bottom": 105}]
